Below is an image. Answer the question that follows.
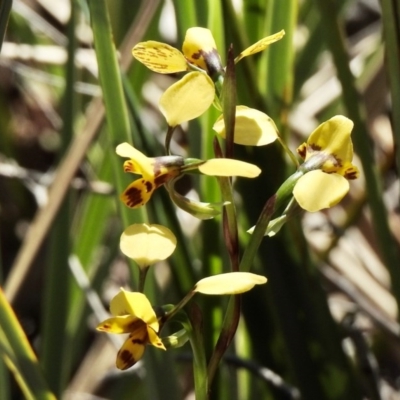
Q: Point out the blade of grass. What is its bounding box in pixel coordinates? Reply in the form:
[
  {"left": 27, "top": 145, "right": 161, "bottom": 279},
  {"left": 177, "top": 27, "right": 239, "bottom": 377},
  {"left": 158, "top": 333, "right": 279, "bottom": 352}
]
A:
[
  {"left": 39, "top": 3, "right": 76, "bottom": 394},
  {"left": 0, "top": 288, "right": 55, "bottom": 400},
  {"left": 381, "top": 0, "right": 400, "bottom": 203},
  {"left": 0, "top": 0, "right": 11, "bottom": 51},
  {"left": 314, "top": 0, "right": 400, "bottom": 315},
  {"left": 3, "top": 0, "right": 159, "bottom": 302},
  {"left": 262, "top": 0, "right": 297, "bottom": 134}
]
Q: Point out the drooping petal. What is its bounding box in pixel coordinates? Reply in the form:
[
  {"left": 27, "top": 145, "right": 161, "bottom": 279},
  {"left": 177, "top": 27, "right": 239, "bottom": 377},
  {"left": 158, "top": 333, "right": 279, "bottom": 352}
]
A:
[
  {"left": 147, "top": 326, "right": 166, "bottom": 350},
  {"left": 132, "top": 41, "right": 188, "bottom": 73},
  {"left": 116, "top": 328, "right": 148, "bottom": 370},
  {"left": 195, "top": 272, "right": 267, "bottom": 294},
  {"left": 234, "top": 30, "right": 285, "bottom": 63},
  {"left": 116, "top": 143, "right": 154, "bottom": 178},
  {"left": 213, "top": 106, "right": 279, "bottom": 146},
  {"left": 293, "top": 170, "right": 350, "bottom": 212},
  {"left": 120, "top": 223, "right": 177, "bottom": 268},
  {"left": 305, "top": 116, "right": 354, "bottom": 164},
  {"left": 120, "top": 178, "right": 155, "bottom": 209},
  {"left": 166, "top": 178, "right": 225, "bottom": 219},
  {"left": 110, "top": 290, "right": 159, "bottom": 331},
  {"left": 198, "top": 158, "right": 261, "bottom": 178},
  {"left": 159, "top": 72, "right": 215, "bottom": 126},
  {"left": 182, "top": 27, "right": 223, "bottom": 75}
]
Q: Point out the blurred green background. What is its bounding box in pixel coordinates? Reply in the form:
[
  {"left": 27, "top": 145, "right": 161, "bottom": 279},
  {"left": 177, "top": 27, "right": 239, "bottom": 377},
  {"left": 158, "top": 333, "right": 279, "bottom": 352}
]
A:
[{"left": 1, "top": 0, "right": 400, "bottom": 399}]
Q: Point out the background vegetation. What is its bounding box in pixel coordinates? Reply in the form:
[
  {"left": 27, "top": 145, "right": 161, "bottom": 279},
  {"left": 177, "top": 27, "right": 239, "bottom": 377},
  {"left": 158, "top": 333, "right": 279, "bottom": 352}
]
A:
[{"left": 1, "top": 0, "right": 399, "bottom": 399}]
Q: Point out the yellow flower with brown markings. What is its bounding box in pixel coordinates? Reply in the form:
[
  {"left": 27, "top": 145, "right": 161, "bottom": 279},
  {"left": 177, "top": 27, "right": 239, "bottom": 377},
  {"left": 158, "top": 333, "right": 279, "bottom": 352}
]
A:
[
  {"left": 116, "top": 143, "right": 183, "bottom": 209},
  {"left": 97, "top": 289, "right": 165, "bottom": 370},
  {"left": 117, "top": 142, "right": 261, "bottom": 212},
  {"left": 132, "top": 27, "right": 285, "bottom": 126},
  {"left": 293, "top": 115, "right": 359, "bottom": 212}
]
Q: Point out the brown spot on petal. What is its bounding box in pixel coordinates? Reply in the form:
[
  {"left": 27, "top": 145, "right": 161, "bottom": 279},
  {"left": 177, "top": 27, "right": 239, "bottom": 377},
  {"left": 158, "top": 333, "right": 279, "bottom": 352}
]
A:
[
  {"left": 310, "top": 143, "right": 322, "bottom": 151},
  {"left": 132, "top": 337, "right": 146, "bottom": 345},
  {"left": 124, "top": 186, "right": 143, "bottom": 208},
  {"left": 118, "top": 349, "right": 135, "bottom": 369},
  {"left": 154, "top": 174, "right": 171, "bottom": 187},
  {"left": 144, "top": 181, "right": 153, "bottom": 193},
  {"left": 124, "top": 161, "right": 134, "bottom": 173},
  {"left": 191, "top": 51, "right": 201, "bottom": 61},
  {"left": 344, "top": 167, "right": 358, "bottom": 180},
  {"left": 297, "top": 143, "right": 307, "bottom": 159}
]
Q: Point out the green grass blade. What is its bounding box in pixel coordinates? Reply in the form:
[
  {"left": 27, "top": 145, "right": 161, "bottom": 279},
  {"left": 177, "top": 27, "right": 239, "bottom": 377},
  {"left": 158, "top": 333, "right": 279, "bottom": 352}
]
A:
[
  {"left": 40, "top": 4, "right": 76, "bottom": 394},
  {"left": 314, "top": 0, "right": 400, "bottom": 314},
  {"left": 0, "top": 289, "right": 55, "bottom": 400},
  {"left": 381, "top": 0, "right": 400, "bottom": 199},
  {"left": 88, "top": 0, "right": 145, "bottom": 235},
  {"left": 0, "top": 0, "right": 11, "bottom": 51}
]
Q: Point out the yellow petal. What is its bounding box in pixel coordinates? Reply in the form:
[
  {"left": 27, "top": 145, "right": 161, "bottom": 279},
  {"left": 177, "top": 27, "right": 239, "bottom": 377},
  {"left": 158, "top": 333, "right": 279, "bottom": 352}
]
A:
[
  {"left": 198, "top": 158, "right": 261, "bottom": 178},
  {"left": 306, "top": 116, "right": 354, "bottom": 164},
  {"left": 132, "top": 41, "right": 188, "bottom": 73},
  {"left": 116, "top": 329, "right": 147, "bottom": 370},
  {"left": 293, "top": 170, "right": 349, "bottom": 212},
  {"left": 147, "top": 326, "right": 166, "bottom": 350},
  {"left": 234, "top": 30, "right": 285, "bottom": 63},
  {"left": 96, "top": 315, "right": 142, "bottom": 334},
  {"left": 182, "top": 27, "right": 221, "bottom": 72},
  {"left": 194, "top": 272, "right": 267, "bottom": 295},
  {"left": 159, "top": 72, "right": 215, "bottom": 126},
  {"left": 110, "top": 290, "right": 159, "bottom": 331},
  {"left": 120, "top": 223, "right": 177, "bottom": 267},
  {"left": 213, "top": 106, "right": 279, "bottom": 146},
  {"left": 116, "top": 143, "right": 153, "bottom": 178},
  {"left": 120, "top": 178, "right": 155, "bottom": 209}
]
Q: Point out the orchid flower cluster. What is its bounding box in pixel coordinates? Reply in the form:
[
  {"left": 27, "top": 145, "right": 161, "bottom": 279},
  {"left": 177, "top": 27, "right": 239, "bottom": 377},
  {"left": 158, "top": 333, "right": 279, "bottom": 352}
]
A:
[{"left": 96, "top": 27, "right": 359, "bottom": 393}]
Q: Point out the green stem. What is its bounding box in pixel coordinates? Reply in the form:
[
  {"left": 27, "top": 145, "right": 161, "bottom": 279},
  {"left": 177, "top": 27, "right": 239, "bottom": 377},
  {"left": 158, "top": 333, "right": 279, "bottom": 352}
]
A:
[
  {"left": 138, "top": 266, "right": 149, "bottom": 293},
  {"left": 241, "top": 170, "right": 303, "bottom": 272},
  {"left": 277, "top": 136, "right": 299, "bottom": 168},
  {"left": 162, "top": 291, "right": 196, "bottom": 324}
]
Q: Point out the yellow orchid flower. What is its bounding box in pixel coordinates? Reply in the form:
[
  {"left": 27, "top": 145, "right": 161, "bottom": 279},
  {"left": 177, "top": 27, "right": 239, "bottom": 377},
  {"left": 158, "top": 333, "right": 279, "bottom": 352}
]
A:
[
  {"left": 96, "top": 289, "right": 165, "bottom": 370},
  {"left": 116, "top": 143, "right": 184, "bottom": 209},
  {"left": 132, "top": 27, "right": 285, "bottom": 126},
  {"left": 117, "top": 142, "right": 261, "bottom": 211},
  {"left": 293, "top": 115, "right": 359, "bottom": 212}
]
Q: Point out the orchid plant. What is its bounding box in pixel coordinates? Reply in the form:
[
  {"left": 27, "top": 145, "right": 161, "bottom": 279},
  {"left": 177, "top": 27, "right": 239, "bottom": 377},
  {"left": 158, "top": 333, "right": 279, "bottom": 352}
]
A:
[{"left": 96, "top": 26, "right": 360, "bottom": 399}]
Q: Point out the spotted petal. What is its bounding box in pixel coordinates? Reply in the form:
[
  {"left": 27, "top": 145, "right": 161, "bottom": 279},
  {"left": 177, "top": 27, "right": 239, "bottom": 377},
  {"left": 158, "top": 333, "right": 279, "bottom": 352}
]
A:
[
  {"left": 182, "top": 27, "right": 221, "bottom": 73},
  {"left": 116, "top": 143, "right": 153, "bottom": 179},
  {"left": 132, "top": 41, "right": 188, "bottom": 73},
  {"left": 116, "top": 328, "right": 148, "bottom": 370},
  {"left": 96, "top": 315, "right": 139, "bottom": 334},
  {"left": 120, "top": 178, "right": 155, "bottom": 209},
  {"left": 293, "top": 170, "right": 349, "bottom": 212},
  {"left": 147, "top": 326, "right": 166, "bottom": 350}
]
